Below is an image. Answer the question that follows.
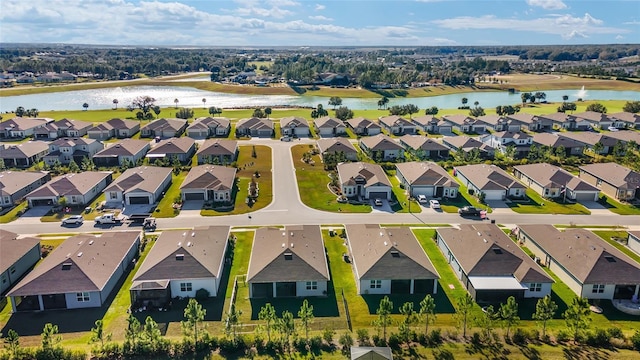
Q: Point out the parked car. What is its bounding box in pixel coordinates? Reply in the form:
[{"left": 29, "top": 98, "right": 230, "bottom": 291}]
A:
[
  {"left": 61, "top": 215, "right": 84, "bottom": 225},
  {"left": 417, "top": 195, "right": 428, "bottom": 204},
  {"left": 280, "top": 136, "right": 291, "bottom": 142},
  {"left": 458, "top": 206, "right": 482, "bottom": 216},
  {"left": 374, "top": 198, "right": 383, "bottom": 206},
  {"left": 429, "top": 199, "right": 441, "bottom": 209}
]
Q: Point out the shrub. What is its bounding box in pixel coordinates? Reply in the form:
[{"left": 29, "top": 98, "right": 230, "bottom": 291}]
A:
[
  {"left": 323, "top": 328, "right": 336, "bottom": 345},
  {"left": 372, "top": 334, "right": 386, "bottom": 347},
  {"left": 607, "top": 327, "right": 625, "bottom": 339},
  {"left": 338, "top": 332, "right": 354, "bottom": 353},
  {"left": 632, "top": 330, "right": 640, "bottom": 350},
  {"left": 428, "top": 329, "right": 443, "bottom": 346},
  {"left": 309, "top": 336, "right": 323, "bottom": 353},
  {"left": 356, "top": 328, "right": 370, "bottom": 345},
  {"left": 195, "top": 288, "right": 210, "bottom": 300},
  {"left": 512, "top": 328, "right": 528, "bottom": 345},
  {"left": 556, "top": 330, "right": 570, "bottom": 343},
  {"left": 387, "top": 333, "right": 402, "bottom": 349},
  {"left": 585, "top": 329, "right": 610, "bottom": 348}
]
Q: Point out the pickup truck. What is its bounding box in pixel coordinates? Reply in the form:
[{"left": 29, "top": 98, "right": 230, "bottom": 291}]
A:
[
  {"left": 458, "top": 206, "right": 482, "bottom": 217},
  {"left": 94, "top": 213, "right": 127, "bottom": 224}
]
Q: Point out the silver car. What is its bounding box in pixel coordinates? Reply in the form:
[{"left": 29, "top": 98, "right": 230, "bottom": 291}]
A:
[{"left": 62, "top": 215, "right": 84, "bottom": 225}]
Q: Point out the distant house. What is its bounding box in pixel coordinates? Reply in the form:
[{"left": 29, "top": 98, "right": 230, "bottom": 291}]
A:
[
  {"left": 0, "top": 117, "right": 53, "bottom": 139},
  {"left": 531, "top": 133, "right": 584, "bottom": 157},
  {"left": 346, "top": 117, "right": 382, "bottom": 136},
  {"left": 247, "top": 225, "right": 329, "bottom": 298},
  {"left": 130, "top": 226, "right": 230, "bottom": 306},
  {"left": 0, "top": 171, "right": 51, "bottom": 208},
  {"left": 395, "top": 162, "right": 458, "bottom": 199},
  {"left": 87, "top": 118, "right": 140, "bottom": 140},
  {"left": 609, "top": 112, "right": 640, "bottom": 129},
  {"left": 314, "top": 116, "right": 346, "bottom": 137},
  {"left": 481, "top": 131, "right": 532, "bottom": 158},
  {"left": 196, "top": 139, "right": 238, "bottom": 165},
  {"left": 505, "top": 113, "right": 553, "bottom": 131},
  {"left": 378, "top": 115, "right": 416, "bottom": 135},
  {"left": 571, "top": 111, "right": 618, "bottom": 129},
  {"left": 517, "top": 225, "right": 640, "bottom": 300},
  {"left": 513, "top": 163, "right": 599, "bottom": 202},
  {"left": 236, "top": 117, "right": 274, "bottom": 138},
  {"left": 280, "top": 116, "right": 310, "bottom": 137},
  {"left": 579, "top": 163, "right": 640, "bottom": 201},
  {"left": 316, "top": 138, "right": 358, "bottom": 161},
  {"left": 337, "top": 162, "right": 391, "bottom": 200},
  {"left": 478, "top": 114, "right": 523, "bottom": 133},
  {"left": 351, "top": 347, "right": 393, "bottom": 360},
  {"left": 540, "top": 113, "right": 591, "bottom": 131},
  {"left": 442, "top": 136, "right": 494, "bottom": 158},
  {"left": 103, "top": 166, "right": 172, "bottom": 205},
  {"left": 455, "top": 164, "right": 525, "bottom": 200},
  {"left": 345, "top": 224, "right": 439, "bottom": 295},
  {"left": 0, "top": 141, "right": 49, "bottom": 168},
  {"left": 628, "top": 231, "right": 640, "bottom": 255},
  {"left": 411, "top": 115, "right": 452, "bottom": 134},
  {"left": 398, "top": 135, "right": 449, "bottom": 160},
  {"left": 606, "top": 130, "right": 640, "bottom": 146},
  {"left": 7, "top": 231, "right": 141, "bottom": 312},
  {"left": 441, "top": 114, "right": 488, "bottom": 133},
  {"left": 186, "top": 117, "right": 231, "bottom": 138},
  {"left": 26, "top": 171, "right": 113, "bottom": 207},
  {"left": 145, "top": 137, "right": 196, "bottom": 164},
  {"left": 92, "top": 139, "right": 150, "bottom": 167},
  {"left": 43, "top": 137, "right": 104, "bottom": 165},
  {"left": 180, "top": 165, "right": 236, "bottom": 202},
  {"left": 140, "top": 118, "right": 187, "bottom": 138},
  {"left": 35, "top": 119, "right": 91, "bottom": 140},
  {"left": 359, "top": 134, "right": 404, "bottom": 161},
  {"left": 436, "top": 224, "right": 553, "bottom": 303},
  {"left": 0, "top": 230, "right": 40, "bottom": 295},
  {"left": 560, "top": 132, "right": 621, "bottom": 155}
]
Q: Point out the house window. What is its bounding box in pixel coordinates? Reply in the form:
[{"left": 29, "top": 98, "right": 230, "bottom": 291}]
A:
[
  {"left": 306, "top": 281, "right": 318, "bottom": 290},
  {"left": 110, "top": 192, "right": 118, "bottom": 200},
  {"left": 529, "top": 283, "right": 542, "bottom": 292},
  {"left": 180, "top": 282, "right": 192, "bottom": 292},
  {"left": 76, "top": 292, "right": 90, "bottom": 302},
  {"left": 596, "top": 179, "right": 602, "bottom": 187},
  {"left": 370, "top": 280, "right": 382, "bottom": 289},
  {"left": 592, "top": 284, "right": 605, "bottom": 294}
]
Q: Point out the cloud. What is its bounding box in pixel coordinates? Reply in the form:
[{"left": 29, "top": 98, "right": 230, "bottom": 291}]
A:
[
  {"left": 564, "top": 30, "right": 587, "bottom": 39},
  {"left": 232, "top": 0, "right": 298, "bottom": 19},
  {"left": 309, "top": 15, "right": 332, "bottom": 21},
  {"left": 526, "top": 0, "right": 567, "bottom": 10},
  {"left": 623, "top": 20, "right": 640, "bottom": 25},
  {"left": 314, "top": 3, "right": 325, "bottom": 10},
  {"left": 615, "top": 34, "right": 624, "bottom": 40}
]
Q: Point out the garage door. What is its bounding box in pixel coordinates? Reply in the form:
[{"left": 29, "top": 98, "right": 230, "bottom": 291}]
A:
[
  {"left": 31, "top": 199, "right": 55, "bottom": 206},
  {"left": 413, "top": 187, "right": 434, "bottom": 197},
  {"left": 184, "top": 192, "right": 205, "bottom": 200},
  {"left": 483, "top": 190, "right": 505, "bottom": 201},
  {"left": 574, "top": 192, "right": 596, "bottom": 202},
  {"left": 128, "top": 196, "right": 150, "bottom": 204},
  {"left": 368, "top": 192, "right": 388, "bottom": 199}
]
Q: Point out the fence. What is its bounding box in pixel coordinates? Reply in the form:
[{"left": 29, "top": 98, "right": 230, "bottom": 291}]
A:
[{"left": 342, "top": 289, "right": 352, "bottom": 331}]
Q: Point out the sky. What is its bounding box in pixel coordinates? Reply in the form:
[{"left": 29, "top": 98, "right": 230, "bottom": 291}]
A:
[{"left": 0, "top": 0, "right": 638, "bottom": 46}]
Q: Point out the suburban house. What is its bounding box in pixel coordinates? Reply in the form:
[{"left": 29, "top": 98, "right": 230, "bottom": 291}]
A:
[
  {"left": 395, "top": 162, "right": 459, "bottom": 199},
  {"left": 0, "top": 171, "right": 51, "bottom": 208},
  {"left": 378, "top": 115, "right": 416, "bottom": 135},
  {"left": 140, "top": 118, "right": 188, "bottom": 138},
  {"left": 505, "top": 113, "right": 552, "bottom": 131},
  {"left": 481, "top": 131, "right": 532, "bottom": 158},
  {"left": 358, "top": 134, "right": 404, "bottom": 161},
  {"left": 628, "top": 231, "right": 640, "bottom": 255},
  {"left": 0, "top": 230, "right": 40, "bottom": 295},
  {"left": 314, "top": 116, "right": 346, "bottom": 137},
  {"left": 398, "top": 135, "right": 449, "bottom": 160},
  {"left": 180, "top": 165, "right": 237, "bottom": 202},
  {"left": 579, "top": 163, "right": 640, "bottom": 201},
  {"left": 26, "top": 171, "right": 113, "bottom": 207},
  {"left": 87, "top": 118, "right": 140, "bottom": 140},
  {"left": 280, "top": 116, "right": 310, "bottom": 137},
  {"left": 540, "top": 113, "right": 591, "bottom": 131},
  {"left": 411, "top": 115, "right": 452, "bottom": 134},
  {"left": 92, "top": 139, "right": 150, "bottom": 167},
  {"left": 441, "top": 114, "right": 488, "bottom": 133},
  {"left": 196, "top": 139, "right": 238, "bottom": 165},
  {"left": 516, "top": 225, "right": 640, "bottom": 301},
  {"left": 103, "top": 166, "right": 172, "bottom": 205},
  {"left": 145, "top": 137, "right": 196, "bottom": 164},
  {"left": 346, "top": 117, "right": 382, "bottom": 136},
  {"left": 235, "top": 117, "right": 274, "bottom": 138},
  {"left": 247, "top": 225, "right": 329, "bottom": 298},
  {"left": 606, "top": 130, "right": 640, "bottom": 146},
  {"left": 436, "top": 224, "right": 553, "bottom": 303},
  {"left": 0, "top": 141, "right": 49, "bottom": 168},
  {"left": 0, "top": 117, "right": 53, "bottom": 138},
  {"left": 43, "top": 137, "right": 104, "bottom": 165},
  {"left": 442, "top": 136, "right": 495, "bottom": 158},
  {"left": 455, "top": 164, "right": 526, "bottom": 201},
  {"left": 7, "top": 231, "right": 140, "bottom": 312},
  {"left": 337, "top": 162, "right": 392, "bottom": 200},
  {"left": 478, "top": 114, "right": 523, "bottom": 132},
  {"left": 560, "top": 132, "right": 621, "bottom": 155},
  {"left": 345, "top": 224, "right": 439, "bottom": 295},
  {"left": 609, "top": 112, "right": 640, "bottom": 129},
  {"left": 531, "top": 133, "right": 585, "bottom": 157},
  {"left": 186, "top": 117, "right": 231, "bottom": 138},
  {"left": 351, "top": 347, "right": 393, "bottom": 360},
  {"left": 571, "top": 111, "right": 620, "bottom": 129},
  {"left": 130, "top": 226, "right": 230, "bottom": 306},
  {"left": 316, "top": 138, "right": 358, "bottom": 161},
  {"left": 33, "top": 118, "right": 93, "bottom": 140},
  {"left": 513, "top": 163, "right": 600, "bottom": 202}
]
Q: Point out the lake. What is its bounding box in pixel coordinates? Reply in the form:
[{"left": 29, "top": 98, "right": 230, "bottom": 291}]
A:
[{"left": 0, "top": 85, "right": 638, "bottom": 113}]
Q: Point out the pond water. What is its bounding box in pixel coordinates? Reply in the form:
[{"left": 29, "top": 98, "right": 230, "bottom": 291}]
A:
[{"left": 0, "top": 85, "right": 638, "bottom": 113}]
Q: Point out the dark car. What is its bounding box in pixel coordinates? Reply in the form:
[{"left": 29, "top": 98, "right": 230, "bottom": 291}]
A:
[{"left": 458, "top": 206, "right": 482, "bottom": 216}]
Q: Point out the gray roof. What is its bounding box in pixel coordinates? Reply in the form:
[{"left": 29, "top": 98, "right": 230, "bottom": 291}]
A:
[
  {"left": 532, "top": 133, "right": 584, "bottom": 148},
  {"left": 351, "top": 347, "right": 393, "bottom": 360},
  {"left": 8, "top": 231, "right": 140, "bottom": 296},
  {"left": 478, "top": 114, "right": 509, "bottom": 126},
  {"left": 379, "top": 115, "right": 414, "bottom": 128},
  {"left": 491, "top": 131, "right": 531, "bottom": 140},
  {"left": 359, "top": 134, "right": 403, "bottom": 151},
  {"left": 437, "top": 224, "right": 552, "bottom": 283},
  {"left": 0, "top": 141, "right": 49, "bottom": 158},
  {"left": 579, "top": 163, "right": 640, "bottom": 190},
  {"left": 337, "top": 162, "right": 391, "bottom": 188},
  {"left": 48, "top": 137, "right": 100, "bottom": 148},
  {"left": 141, "top": 118, "right": 187, "bottom": 132},
  {"left": 399, "top": 135, "right": 449, "bottom": 152},
  {"left": 0, "top": 230, "right": 40, "bottom": 275},
  {"left": 93, "top": 139, "right": 149, "bottom": 157},
  {"left": 346, "top": 117, "right": 381, "bottom": 130},
  {"left": 53, "top": 118, "right": 92, "bottom": 131},
  {"left": 104, "top": 166, "right": 171, "bottom": 194},
  {"left": 411, "top": 115, "right": 439, "bottom": 127},
  {"left": 572, "top": 111, "right": 610, "bottom": 123},
  {"left": 0, "top": 170, "right": 49, "bottom": 197},
  {"left": 247, "top": 225, "right": 329, "bottom": 283},
  {"left": 181, "top": 165, "right": 236, "bottom": 191},
  {"left": 609, "top": 112, "right": 640, "bottom": 125},
  {"left": 345, "top": 224, "right": 439, "bottom": 281},
  {"left": 442, "top": 114, "right": 481, "bottom": 126},
  {"left": 442, "top": 136, "right": 493, "bottom": 153},
  {"left": 314, "top": 116, "right": 346, "bottom": 129},
  {"left": 146, "top": 137, "right": 195, "bottom": 156},
  {"left": 517, "top": 225, "right": 640, "bottom": 285},
  {"left": 280, "top": 116, "right": 310, "bottom": 129},
  {"left": 513, "top": 163, "right": 598, "bottom": 192},
  {"left": 27, "top": 171, "right": 112, "bottom": 197},
  {"left": 196, "top": 139, "right": 238, "bottom": 157},
  {"left": 188, "top": 117, "right": 230, "bottom": 130},
  {"left": 104, "top": 118, "right": 139, "bottom": 130},
  {"left": 560, "top": 132, "right": 620, "bottom": 147},
  {"left": 455, "top": 164, "right": 525, "bottom": 191},
  {"left": 316, "top": 138, "right": 357, "bottom": 155},
  {"left": 236, "top": 117, "right": 273, "bottom": 131},
  {"left": 0, "top": 117, "right": 52, "bottom": 131},
  {"left": 396, "top": 161, "right": 458, "bottom": 188}
]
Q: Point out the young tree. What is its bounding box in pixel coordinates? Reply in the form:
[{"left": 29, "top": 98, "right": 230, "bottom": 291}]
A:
[
  {"left": 113, "top": 98, "right": 119, "bottom": 109},
  {"left": 425, "top": 106, "right": 439, "bottom": 115},
  {"left": 592, "top": 141, "right": 604, "bottom": 158},
  {"left": 376, "top": 296, "right": 393, "bottom": 341},
  {"left": 533, "top": 295, "right": 557, "bottom": 338},
  {"left": 142, "top": 316, "right": 162, "bottom": 350},
  {"left": 419, "top": 294, "right": 436, "bottom": 335},
  {"left": 476, "top": 305, "right": 498, "bottom": 341},
  {"left": 174, "top": 98, "right": 179, "bottom": 108},
  {"left": 0, "top": 158, "right": 5, "bottom": 171},
  {"left": 555, "top": 145, "right": 566, "bottom": 164},
  {"left": 403, "top": 104, "right": 419, "bottom": 119},
  {"left": 623, "top": 100, "right": 640, "bottom": 113},
  {"left": 41, "top": 323, "right": 62, "bottom": 351},
  {"left": 68, "top": 159, "right": 80, "bottom": 173},
  {"left": 15, "top": 106, "right": 25, "bottom": 117},
  {"left": 202, "top": 98, "right": 207, "bottom": 108},
  {"left": 562, "top": 95, "right": 569, "bottom": 102},
  {"left": 563, "top": 297, "right": 591, "bottom": 342},
  {"left": 253, "top": 108, "right": 265, "bottom": 118},
  {"left": 176, "top": 107, "right": 195, "bottom": 119},
  {"left": 4, "top": 329, "right": 20, "bottom": 358},
  {"left": 399, "top": 301, "right": 416, "bottom": 341},
  {"left": 125, "top": 314, "right": 142, "bottom": 349},
  {"left": 328, "top": 96, "right": 342, "bottom": 109},
  {"left": 225, "top": 303, "right": 242, "bottom": 343},
  {"left": 469, "top": 106, "right": 485, "bottom": 117},
  {"left": 455, "top": 293, "right": 474, "bottom": 338},
  {"left": 208, "top": 106, "right": 223, "bottom": 116},
  {"left": 335, "top": 106, "right": 354, "bottom": 121},
  {"left": 258, "top": 303, "right": 277, "bottom": 342},
  {"left": 521, "top": 92, "right": 532, "bottom": 106},
  {"left": 499, "top": 296, "right": 520, "bottom": 339},
  {"left": 534, "top": 91, "right": 546, "bottom": 103},
  {"left": 298, "top": 299, "right": 315, "bottom": 342},
  {"left": 90, "top": 319, "right": 112, "bottom": 350},
  {"left": 461, "top": 97, "right": 468, "bottom": 107},
  {"left": 311, "top": 104, "right": 328, "bottom": 119},
  {"left": 378, "top": 96, "right": 389, "bottom": 109},
  {"left": 81, "top": 156, "right": 95, "bottom": 171},
  {"left": 278, "top": 310, "right": 296, "bottom": 354},
  {"left": 182, "top": 298, "right": 206, "bottom": 346}
]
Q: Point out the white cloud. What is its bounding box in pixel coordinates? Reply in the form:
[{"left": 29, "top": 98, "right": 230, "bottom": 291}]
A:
[
  {"left": 615, "top": 34, "right": 624, "bottom": 40},
  {"left": 526, "top": 0, "right": 567, "bottom": 10},
  {"left": 623, "top": 20, "right": 640, "bottom": 25},
  {"left": 564, "top": 30, "right": 587, "bottom": 39},
  {"left": 308, "top": 15, "right": 332, "bottom": 21},
  {"left": 314, "top": 3, "right": 325, "bottom": 10}
]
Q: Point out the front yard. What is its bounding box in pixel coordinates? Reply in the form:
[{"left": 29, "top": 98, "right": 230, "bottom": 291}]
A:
[
  {"left": 153, "top": 171, "right": 187, "bottom": 218},
  {"left": 598, "top": 195, "right": 640, "bottom": 215},
  {"left": 507, "top": 188, "right": 591, "bottom": 215}
]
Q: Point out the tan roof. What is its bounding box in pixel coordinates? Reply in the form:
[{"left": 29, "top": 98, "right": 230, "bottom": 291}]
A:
[
  {"left": 0, "top": 170, "right": 49, "bottom": 197},
  {"left": 247, "top": 225, "right": 329, "bottom": 283},
  {"left": 606, "top": 130, "right": 640, "bottom": 144},
  {"left": 0, "top": 117, "right": 52, "bottom": 131},
  {"left": 196, "top": 139, "right": 238, "bottom": 157},
  {"left": 538, "top": 112, "right": 570, "bottom": 123},
  {"left": 478, "top": 114, "right": 508, "bottom": 126},
  {"left": 517, "top": 225, "right": 640, "bottom": 284},
  {"left": 147, "top": 137, "right": 194, "bottom": 156},
  {"left": 53, "top": 118, "right": 92, "bottom": 131},
  {"left": 572, "top": 111, "right": 610, "bottom": 123},
  {"left": 347, "top": 117, "right": 381, "bottom": 130},
  {"left": 609, "top": 112, "right": 640, "bottom": 124},
  {"left": 280, "top": 116, "right": 309, "bottom": 128},
  {"left": 505, "top": 113, "right": 541, "bottom": 124},
  {"left": 491, "top": 131, "right": 531, "bottom": 140},
  {"left": 399, "top": 135, "right": 449, "bottom": 151},
  {"left": 379, "top": 115, "right": 414, "bottom": 128},
  {"left": 8, "top": 231, "right": 141, "bottom": 296},
  {"left": 629, "top": 231, "right": 640, "bottom": 241},
  {"left": 314, "top": 116, "right": 345, "bottom": 129},
  {"left": 105, "top": 118, "right": 139, "bottom": 130},
  {"left": 560, "top": 131, "right": 619, "bottom": 147},
  {"left": 395, "top": 162, "right": 458, "bottom": 188},
  {"left": 236, "top": 117, "right": 273, "bottom": 131},
  {"left": 0, "top": 230, "right": 40, "bottom": 274},
  {"left": 132, "top": 226, "right": 230, "bottom": 283},
  {"left": 337, "top": 162, "right": 391, "bottom": 188},
  {"left": 442, "top": 136, "right": 486, "bottom": 150},
  {"left": 104, "top": 166, "right": 171, "bottom": 194},
  {"left": 48, "top": 137, "right": 100, "bottom": 147},
  {"left": 513, "top": 163, "right": 598, "bottom": 192},
  {"left": 188, "top": 117, "right": 230, "bottom": 130},
  {"left": 0, "top": 141, "right": 49, "bottom": 158},
  {"left": 442, "top": 114, "right": 476, "bottom": 126},
  {"left": 88, "top": 122, "right": 114, "bottom": 132},
  {"left": 411, "top": 115, "right": 439, "bottom": 126},
  {"left": 579, "top": 163, "right": 640, "bottom": 190},
  {"left": 532, "top": 133, "right": 584, "bottom": 148},
  {"left": 94, "top": 139, "right": 149, "bottom": 157},
  {"left": 359, "top": 134, "right": 403, "bottom": 151},
  {"left": 316, "top": 138, "right": 357, "bottom": 155},
  {"left": 345, "top": 224, "right": 439, "bottom": 280},
  {"left": 27, "top": 171, "right": 112, "bottom": 197},
  {"left": 181, "top": 165, "right": 236, "bottom": 191},
  {"left": 141, "top": 118, "right": 187, "bottom": 132},
  {"left": 456, "top": 164, "right": 525, "bottom": 191},
  {"left": 437, "top": 224, "right": 552, "bottom": 283}
]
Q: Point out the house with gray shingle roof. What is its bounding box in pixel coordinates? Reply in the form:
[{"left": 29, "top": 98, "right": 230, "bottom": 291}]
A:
[
  {"left": 359, "top": 134, "right": 404, "bottom": 161},
  {"left": 513, "top": 163, "right": 599, "bottom": 202},
  {"left": 44, "top": 137, "right": 104, "bottom": 165},
  {"left": 196, "top": 139, "right": 238, "bottom": 165},
  {"left": 442, "top": 136, "right": 494, "bottom": 158},
  {"left": 140, "top": 118, "right": 187, "bottom": 138},
  {"left": 378, "top": 115, "right": 416, "bottom": 135},
  {"left": 130, "top": 226, "right": 230, "bottom": 306},
  {"left": 516, "top": 225, "right": 640, "bottom": 300},
  {"left": 92, "top": 139, "right": 150, "bottom": 167},
  {"left": 579, "top": 163, "right": 640, "bottom": 201},
  {"left": 571, "top": 111, "right": 618, "bottom": 129},
  {"left": 481, "top": 131, "right": 532, "bottom": 158},
  {"left": 1, "top": 230, "right": 40, "bottom": 295},
  {"left": 337, "top": 162, "right": 392, "bottom": 200},
  {"left": 531, "top": 132, "right": 585, "bottom": 156},
  {"left": 395, "top": 162, "right": 458, "bottom": 199},
  {"left": 87, "top": 118, "right": 140, "bottom": 140},
  {"left": 0, "top": 141, "right": 49, "bottom": 168},
  {"left": 0, "top": 171, "right": 51, "bottom": 208},
  {"left": 103, "top": 166, "right": 171, "bottom": 205},
  {"left": 560, "top": 131, "right": 621, "bottom": 155},
  {"left": 26, "top": 171, "right": 113, "bottom": 207},
  {"left": 247, "top": 225, "right": 329, "bottom": 298},
  {"left": 411, "top": 115, "right": 452, "bottom": 134},
  {"left": 345, "top": 224, "right": 439, "bottom": 295},
  {"left": 505, "top": 113, "right": 553, "bottom": 131},
  {"left": 146, "top": 137, "right": 196, "bottom": 164},
  {"left": 280, "top": 116, "right": 310, "bottom": 137},
  {"left": 186, "top": 117, "right": 230, "bottom": 138},
  {"left": 0, "top": 117, "right": 53, "bottom": 139},
  {"left": 48, "top": 118, "right": 93, "bottom": 138},
  {"left": 609, "top": 112, "right": 640, "bottom": 129},
  {"left": 181, "top": 165, "right": 236, "bottom": 202},
  {"left": 236, "top": 117, "right": 274, "bottom": 138},
  {"left": 478, "top": 114, "right": 523, "bottom": 132},
  {"left": 314, "top": 116, "right": 346, "bottom": 137},
  {"left": 316, "top": 138, "right": 358, "bottom": 161},
  {"left": 455, "top": 164, "right": 525, "bottom": 201},
  {"left": 398, "top": 135, "right": 449, "bottom": 160},
  {"left": 441, "top": 114, "right": 488, "bottom": 133},
  {"left": 628, "top": 231, "right": 640, "bottom": 255},
  {"left": 346, "top": 117, "right": 381, "bottom": 136}
]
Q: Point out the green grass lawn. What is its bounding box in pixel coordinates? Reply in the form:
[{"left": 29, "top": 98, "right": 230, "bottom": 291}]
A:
[
  {"left": 153, "top": 171, "right": 186, "bottom": 218},
  {"left": 507, "top": 189, "right": 591, "bottom": 215},
  {"left": 0, "top": 201, "right": 27, "bottom": 223},
  {"left": 592, "top": 230, "right": 640, "bottom": 264},
  {"left": 443, "top": 171, "right": 493, "bottom": 213},
  {"left": 598, "top": 195, "right": 640, "bottom": 215},
  {"left": 386, "top": 170, "right": 421, "bottom": 213},
  {"left": 222, "top": 231, "right": 254, "bottom": 325},
  {"left": 40, "top": 192, "right": 108, "bottom": 223}
]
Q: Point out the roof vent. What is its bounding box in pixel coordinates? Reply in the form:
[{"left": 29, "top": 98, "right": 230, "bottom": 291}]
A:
[
  {"left": 176, "top": 254, "right": 184, "bottom": 261},
  {"left": 492, "top": 248, "right": 503, "bottom": 254},
  {"left": 282, "top": 243, "right": 286, "bottom": 248},
  {"left": 77, "top": 252, "right": 83, "bottom": 257},
  {"left": 383, "top": 241, "right": 388, "bottom": 246},
  {"left": 391, "top": 251, "right": 400, "bottom": 258},
  {"left": 604, "top": 256, "right": 616, "bottom": 263},
  {"left": 290, "top": 243, "right": 294, "bottom": 248},
  {"left": 62, "top": 263, "right": 72, "bottom": 270},
  {"left": 89, "top": 240, "right": 94, "bottom": 245},
  {"left": 187, "top": 242, "right": 192, "bottom": 247},
  {"left": 284, "top": 252, "right": 293, "bottom": 260}
]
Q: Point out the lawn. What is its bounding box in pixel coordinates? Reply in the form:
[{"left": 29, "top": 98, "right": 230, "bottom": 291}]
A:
[
  {"left": 592, "top": 230, "right": 640, "bottom": 264},
  {"left": 598, "top": 195, "right": 640, "bottom": 215},
  {"left": 153, "top": 171, "right": 186, "bottom": 218},
  {"left": 507, "top": 189, "right": 591, "bottom": 215},
  {"left": 291, "top": 144, "right": 371, "bottom": 213},
  {"left": 201, "top": 145, "right": 273, "bottom": 216},
  {"left": 386, "top": 170, "right": 422, "bottom": 214},
  {"left": 0, "top": 201, "right": 27, "bottom": 223},
  {"left": 443, "top": 171, "right": 493, "bottom": 213},
  {"left": 40, "top": 191, "right": 108, "bottom": 223},
  {"left": 221, "top": 231, "right": 254, "bottom": 325}
]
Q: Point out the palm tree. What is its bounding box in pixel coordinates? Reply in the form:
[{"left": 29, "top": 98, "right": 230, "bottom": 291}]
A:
[
  {"left": 174, "top": 98, "right": 179, "bottom": 109},
  {"left": 264, "top": 107, "right": 272, "bottom": 119},
  {"left": 562, "top": 95, "right": 569, "bottom": 102},
  {"left": 83, "top": 103, "right": 89, "bottom": 111},
  {"left": 461, "top": 97, "right": 468, "bottom": 107},
  {"left": 202, "top": 98, "right": 206, "bottom": 108},
  {"left": 113, "top": 99, "right": 119, "bottom": 110},
  {"left": 378, "top": 96, "right": 389, "bottom": 109}
]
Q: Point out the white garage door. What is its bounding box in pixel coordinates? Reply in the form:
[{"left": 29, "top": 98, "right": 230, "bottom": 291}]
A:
[
  {"left": 574, "top": 192, "right": 597, "bottom": 202},
  {"left": 412, "top": 186, "right": 434, "bottom": 197},
  {"left": 482, "top": 190, "right": 505, "bottom": 201}
]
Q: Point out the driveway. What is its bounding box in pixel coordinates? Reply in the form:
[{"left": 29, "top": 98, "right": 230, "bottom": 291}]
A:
[
  {"left": 19, "top": 206, "right": 52, "bottom": 218},
  {"left": 370, "top": 199, "right": 392, "bottom": 213},
  {"left": 177, "top": 200, "right": 204, "bottom": 218}
]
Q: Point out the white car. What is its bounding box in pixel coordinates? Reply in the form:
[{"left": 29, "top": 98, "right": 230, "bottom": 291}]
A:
[
  {"left": 374, "top": 198, "right": 383, "bottom": 206},
  {"left": 429, "top": 200, "right": 441, "bottom": 209},
  {"left": 62, "top": 215, "right": 84, "bottom": 225},
  {"left": 417, "top": 195, "right": 428, "bottom": 204},
  {"left": 280, "top": 136, "right": 291, "bottom": 142}
]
